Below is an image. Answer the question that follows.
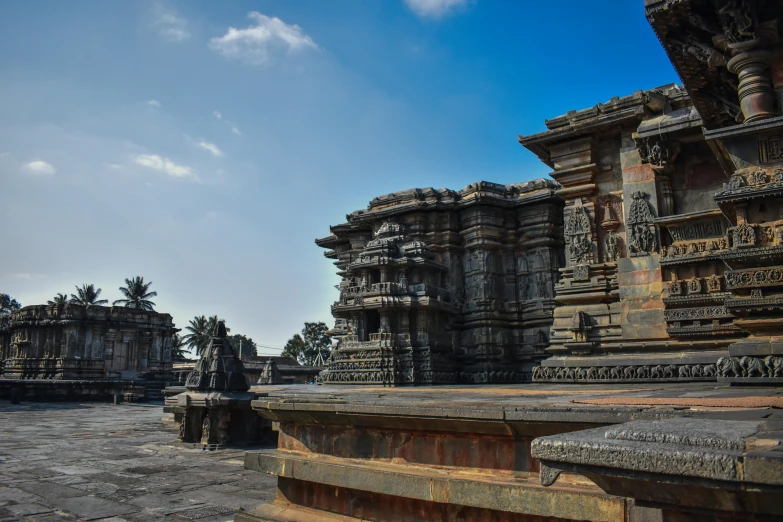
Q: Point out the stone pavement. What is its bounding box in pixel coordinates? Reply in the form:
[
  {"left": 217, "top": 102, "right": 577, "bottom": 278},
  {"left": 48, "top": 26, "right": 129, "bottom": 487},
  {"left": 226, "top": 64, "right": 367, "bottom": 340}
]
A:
[{"left": 0, "top": 402, "right": 277, "bottom": 522}]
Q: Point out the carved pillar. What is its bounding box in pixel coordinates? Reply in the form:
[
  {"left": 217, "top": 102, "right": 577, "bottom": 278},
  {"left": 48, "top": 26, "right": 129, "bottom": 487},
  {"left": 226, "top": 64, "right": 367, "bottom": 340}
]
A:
[
  {"left": 772, "top": 52, "right": 783, "bottom": 114},
  {"left": 727, "top": 51, "right": 776, "bottom": 122}
]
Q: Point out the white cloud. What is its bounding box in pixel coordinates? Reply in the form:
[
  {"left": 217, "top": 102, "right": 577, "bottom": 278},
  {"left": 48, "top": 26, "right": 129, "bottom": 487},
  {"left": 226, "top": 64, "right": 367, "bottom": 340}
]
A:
[
  {"left": 196, "top": 140, "right": 223, "bottom": 157},
  {"left": 213, "top": 110, "right": 222, "bottom": 120},
  {"left": 13, "top": 272, "right": 46, "bottom": 280},
  {"left": 145, "top": 181, "right": 154, "bottom": 187},
  {"left": 23, "top": 160, "right": 56, "bottom": 176},
  {"left": 230, "top": 125, "right": 241, "bottom": 136},
  {"left": 133, "top": 154, "right": 197, "bottom": 181},
  {"left": 106, "top": 163, "right": 123, "bottom": 170},
  {"left": 208, "top": 12, "right": 319, "bottom": 65},
  {"left": 153, "top": 5, "right": 190, "bottom": 42},
  {"left": 145, "top": 99, "right": 161, "bottom": 107},
  {"left": 404, "top": 0, "right": 471, "bottom": 18},
  {"left": 0, "top": 152, "right": 9, "bottom": 157},
  {"left": 216, "top": 169, "right": 227, "bottom": 176}
]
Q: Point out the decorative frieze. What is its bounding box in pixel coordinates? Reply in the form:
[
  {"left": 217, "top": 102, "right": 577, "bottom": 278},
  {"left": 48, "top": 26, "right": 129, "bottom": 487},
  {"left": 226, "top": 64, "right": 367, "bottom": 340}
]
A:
[
  {"left": 726, "top": 266, "right": 783, "bottom": 289},
  {"left": 533, "top": 362, "right": 717, "bottom": 382}
]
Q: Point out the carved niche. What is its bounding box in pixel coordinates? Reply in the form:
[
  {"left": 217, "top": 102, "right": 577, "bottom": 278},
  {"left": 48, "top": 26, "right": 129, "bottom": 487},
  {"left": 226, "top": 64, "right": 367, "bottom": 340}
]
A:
[
  {"left": 565, "top": 206, "right": 593, "bottom": 264},
  {"left": 627, "top": 192, "right": 657, "bottom": 255}
]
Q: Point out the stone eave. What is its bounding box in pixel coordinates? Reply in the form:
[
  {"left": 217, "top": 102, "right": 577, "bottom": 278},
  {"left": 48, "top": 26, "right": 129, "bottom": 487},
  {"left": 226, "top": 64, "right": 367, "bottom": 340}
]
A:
[
  {"left": 644, "top": 0, "right": 746, "bottom": 130},
  {"left": 519, "top": 105, "right": 647, "bottom": 168}
]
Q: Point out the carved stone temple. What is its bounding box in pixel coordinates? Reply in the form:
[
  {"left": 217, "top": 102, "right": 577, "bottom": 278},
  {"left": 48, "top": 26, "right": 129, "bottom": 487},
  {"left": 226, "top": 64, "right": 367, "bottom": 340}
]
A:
[
  {"left": 315, "top": 0, "right": 783, "bottom": 386},
  {"left": 0, "top": 303, "right": 177, "bottom": 400},
  {"left": 165, "top": 321, "right": 272, "bottom": 448},
  {"left": 316, "top": 180, "right": 563, "bottom": 384},
  {"left": 238, "top": 2, "right": 783, "bottom": 522}
]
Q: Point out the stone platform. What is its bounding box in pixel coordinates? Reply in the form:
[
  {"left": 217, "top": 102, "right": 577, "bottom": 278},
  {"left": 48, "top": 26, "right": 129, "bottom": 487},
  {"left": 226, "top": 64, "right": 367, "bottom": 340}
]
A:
[
  {"left": 0, "top": 378, "right": 154, "bottom": 402},
  {"left": 0, "top": 402, "right": 278, "bottom": 522},
  {"left": 239, "top": 383, "right": 783, "bottom": 521}
]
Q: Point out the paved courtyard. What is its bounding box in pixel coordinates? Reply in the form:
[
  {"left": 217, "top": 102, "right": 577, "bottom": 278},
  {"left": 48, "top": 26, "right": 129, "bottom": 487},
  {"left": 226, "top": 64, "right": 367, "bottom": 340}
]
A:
[{"left": 0, "top": 402, "right": 277, "bottom": 522}]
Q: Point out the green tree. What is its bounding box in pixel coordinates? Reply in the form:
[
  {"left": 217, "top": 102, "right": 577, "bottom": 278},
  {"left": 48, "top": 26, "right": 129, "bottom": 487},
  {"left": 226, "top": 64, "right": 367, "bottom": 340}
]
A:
[
  {"left": 281, "top": 333, "right": 306, "bottom": 362},
  {"left": 183, "top": 315, "right": 230, "bottom": 356},
  {"left": 0, "top": 293, "right": 22, "bottom": 315},
  {"left": 227, "top": 334, "right": 257, "bottom": 357},
  {"left": 70, "top": 284, "right": 108, "bottom": 306},
  {"left": 183, "top": 315, "right": 210, "bottom": 356},
  {"left": 47, "top": 293, "right": 69, "bottom": 305},
  {"left": 113, "top": 276, "right": 157, "bottom": 310},
  {"left": 283, "top": 322, "right": 332, "bottom": 366},
  {"left": 170, "top": 333, "right": 189, "bottom": 361}
]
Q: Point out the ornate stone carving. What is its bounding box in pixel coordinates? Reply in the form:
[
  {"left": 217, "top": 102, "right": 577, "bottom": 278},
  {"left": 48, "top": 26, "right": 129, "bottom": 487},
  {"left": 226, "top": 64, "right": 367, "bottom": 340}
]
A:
[
  {"left": 717, "top": 356, "right": 783, "bottom": 379},
  {"left": 687, "top": 277, "right": 703, "bottom": 294},
  {"left": 627, "top": 192, "right": 657, "bottom": 255},
  {"left": 732, "top": 223, "right": 757, "bottom": 247},
  {"left": 637, "top": 138, "right": 680, "bottom": 168},
  {"left": 604, "top": 232, "right": 621, "bottom": 262},
  {"left": 533, "top": 362, "right": 719, "bottom": 382},
  {"left": 565, "top": 206, "right": 593, "bottom": 263},
  {"left": 759, "top": 135, "right": 783, "bottom": 164},
  {"left": 707, "top": 275, "right": 722, "bottom": 293},
  {"left": 725, "top": 267, "right": 783, "bottom": 289},
  {"left": 573, "top": 264, "right": 589, "bottom": 281}
]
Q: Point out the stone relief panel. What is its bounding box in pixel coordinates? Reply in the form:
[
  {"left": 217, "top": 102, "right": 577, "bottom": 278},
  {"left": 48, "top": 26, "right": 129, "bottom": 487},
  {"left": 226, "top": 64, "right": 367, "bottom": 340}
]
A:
[
  {"left": 565, "top": 206, "right": 593, "bottom": 264},
  {"left": 627, "top": 192, "right": 658, "bottom": 255}
]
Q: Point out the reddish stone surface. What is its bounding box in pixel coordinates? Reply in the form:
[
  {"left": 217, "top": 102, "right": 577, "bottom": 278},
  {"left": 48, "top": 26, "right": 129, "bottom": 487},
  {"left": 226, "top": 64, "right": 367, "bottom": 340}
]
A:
[
  {"left": 622, "top": 164, "right": 656, "bottom": 183},
  {"left": 276, "top": 477, "right": 573, "bottom": 522},
  {"left": 618, "top": 268, "right": 662, "bottom": 287},
  {"left": 572, "top": 397, "right": 783, "bottom": 408},
  {"left": 278, "top": 423, "right": 537, "bottom": 473}
]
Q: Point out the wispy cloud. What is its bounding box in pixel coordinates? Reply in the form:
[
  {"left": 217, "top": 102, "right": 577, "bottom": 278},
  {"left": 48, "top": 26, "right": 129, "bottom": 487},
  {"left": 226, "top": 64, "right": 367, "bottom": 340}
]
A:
[
  {"left": 208, "top": 12, "right": 319, "bottom": 65},
  {"left": 23, "top": 160, "right": 56, "bottom": 176},
  {"left": 196, "top": 140, "right": 223, "bottom": 157},
  {"left": 152, "top": 5, "right": 190, "bottom": 42},
  {"left": 404, "top": 0, "right": 471, "bottom": 19},
  {"left": 145, "top": 99, "right": 162, "bottom": 107},
  {"left": 133, "top": 154, "right": 197, "bottom": 181},
  {"left": 12, "top": 272, "right": 46, "bottom": 280},
  {"left": 213, "top": 110, "right": 241, "bottom": 136}
]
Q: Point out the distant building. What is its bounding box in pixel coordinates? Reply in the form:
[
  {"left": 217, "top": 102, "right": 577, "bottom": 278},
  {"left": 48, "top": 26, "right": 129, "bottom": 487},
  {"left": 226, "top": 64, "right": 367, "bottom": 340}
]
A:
[
  {"left": 0, "top": 303, "right": 177, "bottom": 381},
  {"left": 171, "top": 355, "right": 322, "bottom": 386}
]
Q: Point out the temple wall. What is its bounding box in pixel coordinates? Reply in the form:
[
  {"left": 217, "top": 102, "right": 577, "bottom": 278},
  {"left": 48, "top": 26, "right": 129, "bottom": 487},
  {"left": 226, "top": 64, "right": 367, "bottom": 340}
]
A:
[{"left": 0, "top": 304, "right": 177, "bottom": 380}]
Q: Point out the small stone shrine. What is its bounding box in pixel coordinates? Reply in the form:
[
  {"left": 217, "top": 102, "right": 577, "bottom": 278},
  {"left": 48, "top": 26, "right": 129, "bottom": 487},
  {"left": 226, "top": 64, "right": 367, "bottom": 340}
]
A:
[
  {"left": 257, "top": 358, "right": 282, "bottom": 385},
  {"left": 166, "top": 321, "right": 271, "bottom": 448}
]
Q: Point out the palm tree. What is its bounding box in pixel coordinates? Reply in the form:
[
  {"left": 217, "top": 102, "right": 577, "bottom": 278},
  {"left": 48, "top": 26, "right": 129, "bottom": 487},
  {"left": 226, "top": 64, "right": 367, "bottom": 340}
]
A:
[
  {"left": 70, "top": 284, "right": 108, "bottom": 306},
  {"left": 0, "top": 293, "right": 22, "bottom": 315},
  {"left": 183, "top": 315, "right": 211, "bottom": 356},
  {"left": 47, "top": 293, "right": 69, "bottom": 305},
  {"left": 113, "top": 276, "right": 157, "bottom": 310},
  {"left": 206, "top": 315, "right": 229, "bottom": 337},
  {"left": 170, "top": 333, "right": 188, "bottom": 361},
  {"left": 182, "top": 315, "right": 230, "bottom": 356}
]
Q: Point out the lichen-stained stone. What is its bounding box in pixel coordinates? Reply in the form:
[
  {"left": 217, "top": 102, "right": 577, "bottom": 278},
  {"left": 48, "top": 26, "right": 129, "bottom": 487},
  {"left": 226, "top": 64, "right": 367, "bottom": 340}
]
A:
[{"left": 532, "top": 417, "right": 783, "bottom": 518}]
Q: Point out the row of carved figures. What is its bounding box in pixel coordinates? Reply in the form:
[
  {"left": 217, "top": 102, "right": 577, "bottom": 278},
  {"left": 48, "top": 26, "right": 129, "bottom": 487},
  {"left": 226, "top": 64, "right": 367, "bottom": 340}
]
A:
[{"left": 533, "top": 356, "right": 783, "bottom": 381}]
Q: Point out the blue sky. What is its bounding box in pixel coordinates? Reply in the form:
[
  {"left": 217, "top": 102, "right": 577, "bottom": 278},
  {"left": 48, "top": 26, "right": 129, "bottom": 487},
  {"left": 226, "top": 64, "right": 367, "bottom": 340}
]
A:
[{"left": 0, "top": 0, "right": 678, "bottom": 355}]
